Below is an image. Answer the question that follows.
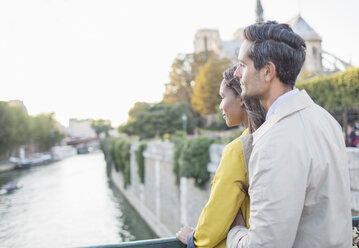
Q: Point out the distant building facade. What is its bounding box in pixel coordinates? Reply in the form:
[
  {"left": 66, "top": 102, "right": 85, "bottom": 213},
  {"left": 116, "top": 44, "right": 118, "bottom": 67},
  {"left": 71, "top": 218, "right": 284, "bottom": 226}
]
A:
[
  {"left": 67, "top": 118, "right": 96, "bottom": 139},
  {"left": 193, "top": 1, "right": 350, "bottom": 76}
]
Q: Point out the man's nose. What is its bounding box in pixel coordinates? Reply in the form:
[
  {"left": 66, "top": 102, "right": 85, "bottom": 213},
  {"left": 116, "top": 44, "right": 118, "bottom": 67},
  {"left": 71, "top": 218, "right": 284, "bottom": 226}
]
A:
[{"left": 234, "top": 66, "right": 241, "bottom": 79}]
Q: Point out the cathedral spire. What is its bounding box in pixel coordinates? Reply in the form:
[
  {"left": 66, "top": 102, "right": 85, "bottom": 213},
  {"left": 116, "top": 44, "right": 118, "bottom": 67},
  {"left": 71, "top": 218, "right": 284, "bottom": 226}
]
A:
[{"left": 255, "top": 0, "right": 264, "bottom": 23}]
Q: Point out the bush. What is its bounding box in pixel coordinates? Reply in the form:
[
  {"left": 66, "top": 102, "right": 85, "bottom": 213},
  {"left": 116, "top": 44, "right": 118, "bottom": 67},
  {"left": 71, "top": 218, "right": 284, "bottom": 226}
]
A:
[
  {"left": 171, "top": 131, "right": 187, "bottom": 185},
  {"left": 135, "top": 140, "right": 147, "bottom": 184},
  {"left": 180, "top": 136, "right": 214, "bottom": 188},
  {"left": 100, "top": 137, "right": 112, "bottom": 163},
  {"left": 108, "top": 137, "right": 131, "bottom": 188}
]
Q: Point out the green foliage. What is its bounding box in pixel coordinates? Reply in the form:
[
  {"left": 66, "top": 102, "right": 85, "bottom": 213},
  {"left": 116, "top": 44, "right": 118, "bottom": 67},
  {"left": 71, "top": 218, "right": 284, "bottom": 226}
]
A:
[
  {"left": 0, "top": 102, "right": 30, "bottom": 156},
  {"left": 100, "top": 137, "right": 112, "bottom": 163},
  {"left": 91, "top": 119, "right": 112, "bottom": 137},
  {"left": 163, "top": 51, "right": 215, "bottom": 104},
  {"left": 128, "top": 102, "right": 151, "bottom": 121},
  {"left": 298, "top": 70, "right": 321, "bottom": 81},
  {"left": 0, "top": 103, "right": 63, "bottom": 156},
  {"left": 109, "top": 137, "right": 131, "bottom": 188},
  {"left": 191, "top": 57, "right": 232, "bottom": 115},
  {"left": 170, "top": 131, "right": 187, "bottom": 185},
  {"left": 297, "top": 67, "right": 359, "bottom": 110},
  {"left": 119, "top": 102, "right": 198, "bottom": 139},
  {"left": 180, "top": 136, "right": 214, "bottom": 188},
  {"left": 30, "top": 113, "right": 64, "bottom": 151},
  {"left": 135, "top": 140, "right": 147, "bottom": 184}
]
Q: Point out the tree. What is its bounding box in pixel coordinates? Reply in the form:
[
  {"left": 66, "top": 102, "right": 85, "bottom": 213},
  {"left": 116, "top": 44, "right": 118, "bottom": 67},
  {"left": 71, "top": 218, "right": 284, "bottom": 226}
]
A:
[
  {"left": 91, "top": 119, "right": 112, "bottom": 137},
  {"left": 0, "top": 102, "right": 30, "bottom": 157},
  {"left": 0, "top": 103, "right": 64, "bottom": 156},
  {"left": 191, "top": 57, "right": 232, "bottom": 115},
  {"left": 9, "top": 105, "right": 31, "bottom": 149},
  {"left": 30, "top": 113, "right": 64, "bottom": 151},
  {"left": 119, "top": 102, "right": 198, "bottom": 139},
  {"left": 128, "top": 102, "right": 151, "bottom": 121},
  {"left": 163, "top": 51, "right": 215, "bottom": 104}
]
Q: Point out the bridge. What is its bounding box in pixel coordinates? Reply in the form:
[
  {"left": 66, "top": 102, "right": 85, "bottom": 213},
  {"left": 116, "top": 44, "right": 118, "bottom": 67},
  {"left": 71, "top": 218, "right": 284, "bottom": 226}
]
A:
[{"left": 66, "top": 137, "right": 100, "bottom": 154}]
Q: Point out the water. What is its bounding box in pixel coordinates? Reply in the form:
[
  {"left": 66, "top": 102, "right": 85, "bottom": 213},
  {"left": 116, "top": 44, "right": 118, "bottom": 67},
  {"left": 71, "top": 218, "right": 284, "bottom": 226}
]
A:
[{"left": 0, "top": 151, "right": 157, "bottom": 248}]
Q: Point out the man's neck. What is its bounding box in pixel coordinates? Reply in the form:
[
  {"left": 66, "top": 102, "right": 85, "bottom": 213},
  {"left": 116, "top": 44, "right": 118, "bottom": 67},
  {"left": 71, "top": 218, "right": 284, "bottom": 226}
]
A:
[{"left": 260, "top": 80, "right": 293, "bottom": 112}]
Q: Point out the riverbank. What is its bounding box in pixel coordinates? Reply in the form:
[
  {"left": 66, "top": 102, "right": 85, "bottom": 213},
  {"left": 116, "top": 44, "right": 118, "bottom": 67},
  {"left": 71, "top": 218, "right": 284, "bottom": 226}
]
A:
[{"left": 0, "top": 146, "right": 77, "bottom": 174}]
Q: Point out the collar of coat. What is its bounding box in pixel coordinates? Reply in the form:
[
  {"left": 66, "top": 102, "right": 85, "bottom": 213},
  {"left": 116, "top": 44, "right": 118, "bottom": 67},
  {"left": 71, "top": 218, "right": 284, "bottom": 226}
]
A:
[{"left": 252, "top": 89, "right": 314, "bottom": 146}]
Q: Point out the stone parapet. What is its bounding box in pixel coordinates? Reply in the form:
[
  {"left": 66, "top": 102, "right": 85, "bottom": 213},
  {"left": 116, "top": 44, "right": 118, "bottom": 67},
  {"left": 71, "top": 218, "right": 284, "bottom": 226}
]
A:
[
  {"left": 110, "top": 142, "right": 359, "bottom": 238},
  {"left": 143, "top": 141, "right": 173, "bottom": 163}
]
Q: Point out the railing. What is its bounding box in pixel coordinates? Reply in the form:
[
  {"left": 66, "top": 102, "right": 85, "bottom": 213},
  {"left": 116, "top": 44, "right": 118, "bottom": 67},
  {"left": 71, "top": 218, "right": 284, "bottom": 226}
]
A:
[
  {"left": 80, "top": 237, "right": 186, "bottom": 248},
  {"left": 81, "top": 217, "right": 359, "bottom": 248}
]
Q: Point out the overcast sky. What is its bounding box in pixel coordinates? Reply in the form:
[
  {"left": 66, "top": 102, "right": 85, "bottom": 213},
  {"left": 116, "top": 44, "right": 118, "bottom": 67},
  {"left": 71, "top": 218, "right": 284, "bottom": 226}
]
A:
[{"left": 0, "top": 0, "right": 358, "bottom": 127}]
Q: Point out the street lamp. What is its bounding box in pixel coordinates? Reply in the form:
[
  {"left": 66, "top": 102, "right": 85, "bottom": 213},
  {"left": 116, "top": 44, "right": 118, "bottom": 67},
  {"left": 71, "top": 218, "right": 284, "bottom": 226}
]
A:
[{"left": 181, "top": 113, "right": 187, "bottom": 133}]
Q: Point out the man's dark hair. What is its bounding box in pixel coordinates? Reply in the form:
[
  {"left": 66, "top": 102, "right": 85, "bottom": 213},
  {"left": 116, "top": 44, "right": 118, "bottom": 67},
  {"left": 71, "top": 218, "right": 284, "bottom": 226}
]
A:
[{"left": 243, "top": 21, "right": 306, "bottom": 87}]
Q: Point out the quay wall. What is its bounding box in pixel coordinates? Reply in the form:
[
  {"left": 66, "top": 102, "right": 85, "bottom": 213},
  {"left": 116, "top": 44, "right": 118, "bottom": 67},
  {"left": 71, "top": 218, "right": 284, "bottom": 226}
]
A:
[{"left": 109, "top": 141, "right": 359, "bottom": 238}]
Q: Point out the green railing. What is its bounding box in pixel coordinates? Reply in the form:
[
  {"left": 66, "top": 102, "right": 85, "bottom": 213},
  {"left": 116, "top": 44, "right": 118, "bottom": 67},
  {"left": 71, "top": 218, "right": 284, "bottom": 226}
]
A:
[
  {"left": 80, "top": 237, "right": 186, "bottom": 248},
  {"left": 81, "top": 217, "right": 359, "bottom": 248}
]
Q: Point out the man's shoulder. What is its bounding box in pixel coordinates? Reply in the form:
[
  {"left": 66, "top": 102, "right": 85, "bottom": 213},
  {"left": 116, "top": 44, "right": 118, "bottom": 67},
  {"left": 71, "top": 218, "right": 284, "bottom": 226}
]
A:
[
  {"left": 255, "top": 93, "right": 340, "bottom": 143},
  {"left": 254, "top": 101, "right": 342, "bottom": 151}
]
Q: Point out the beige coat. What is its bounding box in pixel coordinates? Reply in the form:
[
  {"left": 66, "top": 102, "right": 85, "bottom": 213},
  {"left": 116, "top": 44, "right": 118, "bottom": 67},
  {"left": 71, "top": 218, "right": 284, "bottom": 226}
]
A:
[{"left": 227, "top": 90, "right": 352, "bottom": 247}]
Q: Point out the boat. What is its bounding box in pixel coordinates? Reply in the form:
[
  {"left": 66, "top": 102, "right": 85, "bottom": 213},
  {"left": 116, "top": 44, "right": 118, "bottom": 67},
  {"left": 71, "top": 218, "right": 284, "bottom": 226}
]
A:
[
  {"left": 11, "top": 153, "right": 53, "bottom": 169},
  {"left": 0, "top": 182, "right": 22, "bottom": 195}
]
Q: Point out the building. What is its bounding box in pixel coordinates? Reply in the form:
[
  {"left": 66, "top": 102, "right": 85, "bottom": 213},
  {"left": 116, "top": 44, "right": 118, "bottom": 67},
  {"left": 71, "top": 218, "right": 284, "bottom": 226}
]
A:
[
  {"left": 193, "top": 0, "right": 350, "bottom": 77},
  {"left": 67, "top": 118, "right": 96, "bottom": 139}
]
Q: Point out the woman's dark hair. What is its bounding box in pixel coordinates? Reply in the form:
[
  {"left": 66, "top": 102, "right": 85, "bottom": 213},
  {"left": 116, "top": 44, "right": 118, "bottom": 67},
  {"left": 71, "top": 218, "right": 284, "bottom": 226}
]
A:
[
  {"left": 222, "top": 65, "right": 242, "bottom": 96},
  {"left": 223, "top": 65, "right": 266, "bottom": 133},
  {"left": 243, "top": 21, "right": 306, "bottom": 88}
]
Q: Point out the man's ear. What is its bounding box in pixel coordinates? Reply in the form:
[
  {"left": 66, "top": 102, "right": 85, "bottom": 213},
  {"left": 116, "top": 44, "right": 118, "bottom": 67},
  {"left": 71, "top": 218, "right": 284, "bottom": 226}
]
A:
[{"left": 264, "top": 61, "right": 276, "bottom": 82}]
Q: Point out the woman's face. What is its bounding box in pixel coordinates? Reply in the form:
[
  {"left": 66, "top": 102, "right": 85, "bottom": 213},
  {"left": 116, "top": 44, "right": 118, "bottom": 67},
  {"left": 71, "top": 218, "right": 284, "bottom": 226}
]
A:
[{"left": 219, "top": 80, "right": 246, "bottom": 127}]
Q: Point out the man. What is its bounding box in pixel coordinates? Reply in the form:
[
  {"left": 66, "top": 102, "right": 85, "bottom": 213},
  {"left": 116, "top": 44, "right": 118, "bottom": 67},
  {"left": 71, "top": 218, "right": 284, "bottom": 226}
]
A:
[{"left": 227, "top": 21, "right": 352, "bottom": 247}]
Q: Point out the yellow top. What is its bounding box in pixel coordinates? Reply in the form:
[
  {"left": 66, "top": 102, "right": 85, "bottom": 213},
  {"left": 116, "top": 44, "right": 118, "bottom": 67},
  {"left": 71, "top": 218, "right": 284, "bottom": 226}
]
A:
[{"left": 194, "top": 128, "right": 250, "bottom": 248}]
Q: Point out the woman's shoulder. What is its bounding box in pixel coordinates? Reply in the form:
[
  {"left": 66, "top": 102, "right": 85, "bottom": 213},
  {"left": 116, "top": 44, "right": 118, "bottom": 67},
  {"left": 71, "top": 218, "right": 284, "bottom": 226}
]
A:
[{"left": 224, "top": 128, "right": 250, "bottom": 153}]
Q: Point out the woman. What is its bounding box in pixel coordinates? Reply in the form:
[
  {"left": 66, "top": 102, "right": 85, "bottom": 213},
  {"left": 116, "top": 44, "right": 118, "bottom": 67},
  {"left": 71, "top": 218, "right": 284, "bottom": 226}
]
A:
[{"left": 176, "top": 65, "right": 266, "bottom": 248}]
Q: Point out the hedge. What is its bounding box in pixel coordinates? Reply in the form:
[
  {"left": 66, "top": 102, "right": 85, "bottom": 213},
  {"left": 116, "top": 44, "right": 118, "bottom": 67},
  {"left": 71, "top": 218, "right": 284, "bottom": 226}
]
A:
[
  {"left": 108, "top": 137, "right": 131, "bottom": 188},
  {"left": 297, "top": 67, "right": 359, "bottom": 110}
]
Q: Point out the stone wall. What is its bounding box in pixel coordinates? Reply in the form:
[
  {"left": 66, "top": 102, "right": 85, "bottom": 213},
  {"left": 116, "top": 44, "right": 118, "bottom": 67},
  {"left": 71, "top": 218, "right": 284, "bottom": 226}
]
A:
[
  {"left": 110, "top": 140, "right": 213, "bottom": 237},
  {"left": 109, "top": 141, "right": 359, "bottom": 238}
]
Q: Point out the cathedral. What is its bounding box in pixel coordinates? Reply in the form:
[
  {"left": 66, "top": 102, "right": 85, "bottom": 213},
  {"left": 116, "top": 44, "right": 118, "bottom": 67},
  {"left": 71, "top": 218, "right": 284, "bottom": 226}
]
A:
[{"left": 193, "top": 0, "right": 350, "bottom": 77}]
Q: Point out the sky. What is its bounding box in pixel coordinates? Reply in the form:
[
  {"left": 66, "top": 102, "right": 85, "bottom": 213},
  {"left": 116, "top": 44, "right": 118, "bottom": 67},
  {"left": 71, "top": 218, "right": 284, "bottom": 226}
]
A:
[{"left": 0, "top": 0, "right": 358, "bottom": 127}]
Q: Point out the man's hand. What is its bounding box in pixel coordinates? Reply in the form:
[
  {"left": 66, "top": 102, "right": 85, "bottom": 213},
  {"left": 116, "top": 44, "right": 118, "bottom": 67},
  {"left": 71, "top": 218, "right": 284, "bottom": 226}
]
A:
[
  {"left": 176, "top": 226, "right": 194, "bottom": 244},
  {"left": 231, "top": 210, "right": 246, "bottom": 228}
]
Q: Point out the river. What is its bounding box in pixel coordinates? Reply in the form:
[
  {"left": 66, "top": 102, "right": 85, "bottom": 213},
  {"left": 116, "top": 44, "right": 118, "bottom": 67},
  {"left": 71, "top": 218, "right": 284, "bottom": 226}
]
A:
[{"left": 0, "top": 151, "right": 157, "bottom": 248}]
